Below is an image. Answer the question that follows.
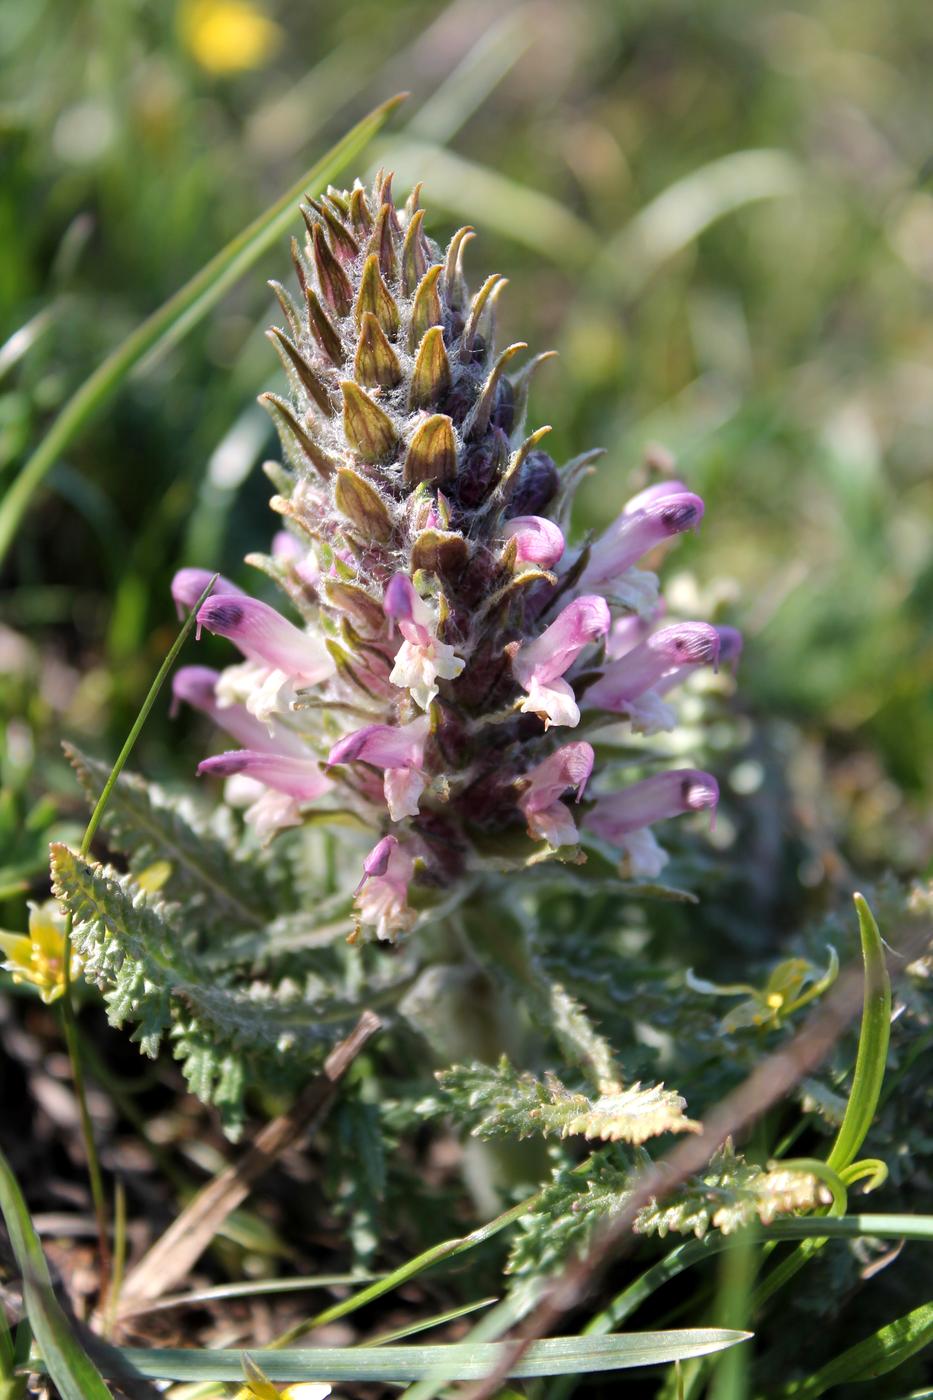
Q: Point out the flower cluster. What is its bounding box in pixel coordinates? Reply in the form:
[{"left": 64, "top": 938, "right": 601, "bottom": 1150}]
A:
[{"left": 171, "top": 175, "right": 737, "bottom": 940}]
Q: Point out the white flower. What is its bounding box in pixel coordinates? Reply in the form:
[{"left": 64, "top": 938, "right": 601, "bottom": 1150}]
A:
[{"left": 390, "top": 636, "right": 465, "bottom": 710}]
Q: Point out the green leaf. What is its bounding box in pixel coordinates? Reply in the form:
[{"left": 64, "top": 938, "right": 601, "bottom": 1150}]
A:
[
  {"left": 779, "top": 1300, "right": 933, "bottom": 1398},
  {"left": 826, "top": 893, "right": 892, "bottom": 1173},
  {"left": 0, "top": 1147, "right": 111, "bottom": 1400},
  {"left": 0, "top": 94, "right": 405, "bottom": 566},
  {"left": 64, "top": 745, "right": 274, "bottom": 933},
  {"left": 58, "top": 1331, "right": 750, "bottom": 1383},
  {"left": 436, "top": 1057, "right": 698, "bottom": 1145}
]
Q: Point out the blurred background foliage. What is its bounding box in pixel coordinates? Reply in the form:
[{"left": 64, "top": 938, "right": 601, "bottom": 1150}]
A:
[{"left": 1, "top": 0, "right": 932, "bottom": 925}]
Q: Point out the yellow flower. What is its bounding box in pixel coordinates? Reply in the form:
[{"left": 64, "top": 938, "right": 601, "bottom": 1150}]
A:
[
  {"left": 241, "top": 1353, "right": 331, "bottom": 1399},
  {"left": 178, "top": 0, "right": 282, "bottom": 74},
  {"left": 686, "top": 948, "right": 839, "bottom": 1033},
  {"left": 0, "top": 901, "right": 81, "bottom": 1004}
]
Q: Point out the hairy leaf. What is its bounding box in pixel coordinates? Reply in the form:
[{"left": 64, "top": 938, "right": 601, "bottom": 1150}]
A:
[
  {"left": 65, "top": 745, "right": 275, "bottom": 933},
  {"left": 436, "top": 1057, "right": 697, "bottom": 1145}
]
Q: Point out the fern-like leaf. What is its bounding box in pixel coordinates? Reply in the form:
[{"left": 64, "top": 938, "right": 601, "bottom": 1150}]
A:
[{"left": 435, "top": 1056, "right": 698, "bottom": 1145}]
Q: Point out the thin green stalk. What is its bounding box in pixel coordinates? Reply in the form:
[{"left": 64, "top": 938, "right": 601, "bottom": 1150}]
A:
[
  {"left": 0, "top": 95, "right": 404, "bottom": 566},
  {"left": 752, "top": 894, "right": 891, "bottom": 1313},
  {"left": 58, "top": 574, "right": 218, "bottom": 1306}
]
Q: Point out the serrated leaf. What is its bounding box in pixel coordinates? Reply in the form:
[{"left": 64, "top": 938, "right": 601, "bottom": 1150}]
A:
[
  {"left": 65, "top": 745, "right": 274, "bottom": 933},
  {"left": 436, "top": 1057, "right": 697, "bottom": 1146},
  {"left": 50, "top": 843, "right": 382, "bottom": 1130},
  {"left": 635, "top": 1141, "right": 827, "bottom": 1239}
]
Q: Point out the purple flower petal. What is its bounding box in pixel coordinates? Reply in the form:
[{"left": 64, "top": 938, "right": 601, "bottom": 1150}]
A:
[
  {"left": 197, "top": 750, "right": 333, "bottom": 800},
  {"left": 586, "top": 622, "right": 720, "bottom": 711},
  {"left": 581, "top": 491, "right": 704, "bottom": 589},
  {"left": 196, "top": 595, "right": 335, "bottom": 683},
  {"left": 171, "top": 568, "right": 243, "bottom": 620},
  {"left": 586, "top": 769, "right": 719, "bottom": 845}
]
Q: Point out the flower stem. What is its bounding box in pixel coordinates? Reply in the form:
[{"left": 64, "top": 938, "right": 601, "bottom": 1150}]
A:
[{"left": 57, "top": 575, "right": 218, "bottom": 1308}]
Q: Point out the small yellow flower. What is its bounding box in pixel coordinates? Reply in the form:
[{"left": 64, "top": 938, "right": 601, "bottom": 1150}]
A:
[
  {"left": 0, "top": 901, "right": 81, "bottom": 1004},
  {"left": 686, "top": 948, "right": 839, "bottom": 1033},
  {"left": 241, "top": 1352, "right": 331, "bottom": 1399},
  {"left": 178, "top": 0, "right": 282, "bottom": 75}
]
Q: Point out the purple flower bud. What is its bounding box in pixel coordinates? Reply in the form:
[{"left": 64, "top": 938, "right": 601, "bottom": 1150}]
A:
[
  {"left": 586, "top": 769, "right": 719, "bottom": 845},
  {"left": 354, "top": 834, "right": 400, "bottom": 895},
  {"left": 586, "top": 623, "right": 721, "bottom": 712},
  {"left": 581, "top": 491, "right": 704, "bottom": 590},
  {"left": 196, "top": 595, "right": 335, "bottom": 684},
  {"left": 197, "top": 750, "right": 333, "bottom": 801},
  {"left": 362, "top": 834, "right": 399, "bottom": 880},
  {"left": 502, "top": 515, "right": 566, "bottom": 568},
  {"left": 327, "top": 715, "right": 430, "bottom": 771},
  {"left": 715, "top": 625, "right": 743, "bottom": 666},
  {"left": 354, "top": 839, "right": 417, "bottom": 941},
  {"left": 507, "top": 449, "right": 560, "bottom": 517},
  {"left": 384, "top": 573, "right": 431, "bottom": 645},
  {"left": 171, "top": 568, "right": 243, "bottom": 620}
]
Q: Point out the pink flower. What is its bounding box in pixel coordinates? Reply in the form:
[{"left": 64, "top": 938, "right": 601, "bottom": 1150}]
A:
[
  {"left": 327, "top": 714, "right": 431, "bottom": 821},
  {"left": 354, "top": 839, "right": 417, "bottom": 942},
  {"left": 513, "top": 595, "right": 611, "bottom": 729},
  {"left": 172, "top": 666, "right": 305, "bottom": 754},
  {"left": 586, "top": 623, "right": 721, "bottom": 713},
  {"left": 196, "top": 595, "right": 334, "bottom": 685},
  {"left": 197, "top": 750, "right": 332, "bottom": 800},
  {"left": 518, "top": 741, "right": 594, "bottom": 847},
  {"left": 580, "top": 491, "right": 704, "bottom": 590},
  {"left": 502, "top": 515, "right": 566, "bottom": 568},
  {"left": 197, "top": 749, "right": 333, "bottom": 841},
  {"left": 585, "top": 769, "right": 719, "bottom": 877},
  {"left": 171, "top": 568, "right": 243, "bottom": 619},
  {"left": 384, "top": 574, "right": 464, "bottom": 710}
]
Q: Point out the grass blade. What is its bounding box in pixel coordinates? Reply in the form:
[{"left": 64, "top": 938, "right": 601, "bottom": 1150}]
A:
[
  {"left": 779, "top": 1301, "right": 933, "bottom": 1398},
  {"left": 0, "top": 1147, "right": 111, "bottom": 1400},
  {"left": 826, "top": 893, "right": 892, "bottom": 1172},
  {"left": 0, "top": 94, "right": 405, "bottom": 566},
  {"left": 59, "top": 1331, "right": 751, "bottom": 1383}
]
